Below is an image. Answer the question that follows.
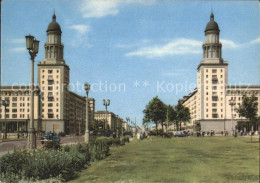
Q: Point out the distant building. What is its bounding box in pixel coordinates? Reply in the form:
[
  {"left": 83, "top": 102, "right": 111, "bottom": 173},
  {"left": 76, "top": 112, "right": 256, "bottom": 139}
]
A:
[
  {"left": 94, "top": 111, "right": 123, "bottom": 132},
  {"left": 180, "top": 13, "right": 260, "bottom": 133}
]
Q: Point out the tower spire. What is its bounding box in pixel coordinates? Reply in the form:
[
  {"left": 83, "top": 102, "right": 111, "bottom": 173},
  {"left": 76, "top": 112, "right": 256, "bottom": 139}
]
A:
[{"left": 52, "top": 9, "right": 56, "bottom": 22}]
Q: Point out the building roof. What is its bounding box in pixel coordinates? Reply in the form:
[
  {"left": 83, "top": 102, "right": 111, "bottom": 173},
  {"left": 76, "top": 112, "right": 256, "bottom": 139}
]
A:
[
  {"left": 47, "top": 13, "right": 62, "bottom": 33},
  {"left": 205, "top": 13, "right": 220, "bottom": 32}
]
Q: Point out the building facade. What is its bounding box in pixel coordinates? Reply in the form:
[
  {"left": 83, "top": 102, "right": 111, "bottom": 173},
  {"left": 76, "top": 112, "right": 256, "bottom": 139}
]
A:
[
  {"left": 181, "top": 13, "right": 260, "bottom": 133},
  {"left": 0, "top": 86, "right": 42, "bottom": 133},
  {"left": 94, "top": 111, "right": 123, "bottom": 133},
  {"left": 0, "top": 13, "right": 95, "bottom": 135}
]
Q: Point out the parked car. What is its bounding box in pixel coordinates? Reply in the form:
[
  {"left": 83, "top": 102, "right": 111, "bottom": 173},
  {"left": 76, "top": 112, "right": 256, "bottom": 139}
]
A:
[
  {"left": 40, "top": 132, "right": 60, "bottom": 144},
  {"left": 173, "top": 131, "right": 189, "bottom": 137}
]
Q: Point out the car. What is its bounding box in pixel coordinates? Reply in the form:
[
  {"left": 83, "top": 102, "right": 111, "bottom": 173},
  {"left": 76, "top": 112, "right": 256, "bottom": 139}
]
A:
[
  {"left": 173, "top": 131, "right": 189, "bottom": 137},
  {"left": 40, "top": 132, "right": 60, "bottom": 144}
]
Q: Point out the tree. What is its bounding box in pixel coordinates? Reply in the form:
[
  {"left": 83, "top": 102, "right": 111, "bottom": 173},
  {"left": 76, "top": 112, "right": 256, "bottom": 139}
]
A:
[
  {"left": 166, "top": 105, "right": 177, "bottom": 131},
  {"left": 143, "top": 96, "right": 167, "bottom": 135},
  {"left": 236, "top": 94, "right": 258, "bottom": 142},
  {"left": 175, "top": 101, "right": 191, "bottom": 131}
]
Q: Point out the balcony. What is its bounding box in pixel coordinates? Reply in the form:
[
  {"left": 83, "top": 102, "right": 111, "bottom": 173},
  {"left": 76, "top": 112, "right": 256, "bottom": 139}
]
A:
[
  {"left": 212, "top": 92, "right": 218, "bottom": 97},
  {"left": 48, "top": 92, "right": 53, "bottom": 97},
  {"left": 212, "top": 76, "right": 218, "bottom": 81},
  {"left": 47, "top": 76, "right": 54, "bottom": 81}
]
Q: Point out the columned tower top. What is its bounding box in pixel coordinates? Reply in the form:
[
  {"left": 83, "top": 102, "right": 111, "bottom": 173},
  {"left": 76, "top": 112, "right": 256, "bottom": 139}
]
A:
[
  {"left": 198, "top": 12, "right": 225, "bottom": 67},
  {"left": 40, "top": 13, "right": 65, "bottom": 65}
]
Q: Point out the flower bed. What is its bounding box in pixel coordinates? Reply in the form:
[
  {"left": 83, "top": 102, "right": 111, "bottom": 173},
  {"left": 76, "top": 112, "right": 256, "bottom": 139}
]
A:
[{"left": 0, "top": 137, "right": 130, "bottom": 183}]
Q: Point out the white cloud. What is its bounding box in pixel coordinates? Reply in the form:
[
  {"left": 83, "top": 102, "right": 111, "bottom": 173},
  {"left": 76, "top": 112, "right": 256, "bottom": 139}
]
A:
[
  {"left": 126, "top": 38, "right": 203, "bottom": 58},
  {"left": 11, "top": 47, "right": 26, "bottom": 52},
  {"left": 220, "top": 37, "right": 260, "bottom": 49},
  {"left": 69, "top": 24, "right": 91, "bottom": 47},
  {"left": 220, "top": 39, "right": 239, "bottom": 49},
  {"left": 250, "top": 37, "right": 260, "bottom": 44},
  {"left": 11, "top": 38, "right": 25, "bottom": 44},
  {"left": 80, "top": 0, "right": 156, "bottom": 18},
  {"left": 69, "top": 24, "right": 91, "bottom": 34}
]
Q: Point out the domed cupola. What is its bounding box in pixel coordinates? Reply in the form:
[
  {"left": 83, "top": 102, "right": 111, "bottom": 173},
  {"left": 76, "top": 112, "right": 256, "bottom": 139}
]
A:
[
  {"left": 205, "top": 12, "right": 220, "bottom": 32},
  {"left": 47, "top": 13, "right": 62, "bottom": 33}
]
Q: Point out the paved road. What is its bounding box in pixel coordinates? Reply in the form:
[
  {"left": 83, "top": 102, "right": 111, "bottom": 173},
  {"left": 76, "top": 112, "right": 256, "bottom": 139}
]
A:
[{"left": 0, "top": 136, "right": 84, "bottom": 157}]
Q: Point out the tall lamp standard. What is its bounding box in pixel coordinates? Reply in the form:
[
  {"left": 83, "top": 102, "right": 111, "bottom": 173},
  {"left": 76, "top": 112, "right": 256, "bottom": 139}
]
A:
[
  {"left": 1, "top": 100, "right": 9, "bottom": 139},
  {"left": 229, "top": 98, "right": 236, "bottom": 136},
  {"left": 84, "top": 82, "right": 90, "bottom": 143},
  {"left": 25, "top": 35, "right": 39, "bottom": 149},
  {"left": 103, "top": 99, "right": 110, "bottom": 131}
]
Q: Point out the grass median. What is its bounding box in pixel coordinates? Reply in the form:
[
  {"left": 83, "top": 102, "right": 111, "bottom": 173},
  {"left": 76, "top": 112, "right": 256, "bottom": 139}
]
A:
[{"left": 70, "top": 136, "right": 259, "bottom": 183}]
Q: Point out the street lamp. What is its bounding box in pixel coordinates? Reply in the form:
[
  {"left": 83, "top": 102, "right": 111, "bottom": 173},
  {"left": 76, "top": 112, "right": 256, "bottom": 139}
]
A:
[
  {"left": 116, "top": 115, "right": 119, "bottom": 138},
  {"left": 1, "top": 100, "right": 9, "bottom": 139},
  {"left": 84, "top": 82, "right": 90, "bottom": 143},
  {"left": 103, "top": 99, "right": 110, "bottom": 131},
  {"left": 229, "top": 98, "right": 236, "bottom": 136},
  {"left": 25, "top": 34, "right": 39, "bottom": 149}
]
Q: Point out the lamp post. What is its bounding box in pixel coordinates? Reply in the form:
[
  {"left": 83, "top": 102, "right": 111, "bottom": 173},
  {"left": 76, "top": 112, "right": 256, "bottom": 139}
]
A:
[
  {"left": 116, "top": 115, "right": 119, "bottom": 138},
  {"left": 1, "top": 100, "right": 9, "bottom": 139},
  {"left": 25, "top": 34, "right": 39, "bottom": 149},
  {"left": 103, "top": 99, "right": 110, "bottom": 131},
  {"left": 229, "top": 98, "right": 236, "bottom": 136},
  {"left": 84, "top": 82, "right": 90, "bottom": 143}
]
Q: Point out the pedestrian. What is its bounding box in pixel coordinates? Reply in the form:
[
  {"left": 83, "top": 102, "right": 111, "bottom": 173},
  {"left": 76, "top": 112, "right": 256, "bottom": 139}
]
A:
[{"left": 17, "top": 133, "right": 20, "bottom": 139}]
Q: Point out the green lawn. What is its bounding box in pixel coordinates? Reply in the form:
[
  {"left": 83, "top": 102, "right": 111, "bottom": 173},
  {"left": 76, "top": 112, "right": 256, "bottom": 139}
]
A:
[{"left": 70, "top": 137, "right": 259, "bottom": 183}]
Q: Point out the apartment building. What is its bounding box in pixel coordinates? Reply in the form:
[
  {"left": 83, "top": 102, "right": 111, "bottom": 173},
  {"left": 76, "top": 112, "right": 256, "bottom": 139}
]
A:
[
  {"left": 0, "top": 13, "right": 95, "bottom": 134},
  {"left": 181, "top": 13, "right": 260, "bottom": 133}
]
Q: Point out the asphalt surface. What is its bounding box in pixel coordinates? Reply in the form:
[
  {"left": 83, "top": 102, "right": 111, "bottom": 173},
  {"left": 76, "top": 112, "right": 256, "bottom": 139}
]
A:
[{"left": 0, "top": 136, "right": 84, "bottom": 157}]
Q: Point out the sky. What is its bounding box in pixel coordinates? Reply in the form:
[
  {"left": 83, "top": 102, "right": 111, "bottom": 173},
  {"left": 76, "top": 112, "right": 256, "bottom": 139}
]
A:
[{"left": 1, "top": 0, "right": 260, "bottom": 126}]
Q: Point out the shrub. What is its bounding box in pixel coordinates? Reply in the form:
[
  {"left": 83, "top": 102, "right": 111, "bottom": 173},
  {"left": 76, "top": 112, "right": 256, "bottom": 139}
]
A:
[
  {"left": 43, "top": 141, "right": 61, "bottom": 150},
  {"left": 1, "top": 136, "right": 129, "bottom": 182}
]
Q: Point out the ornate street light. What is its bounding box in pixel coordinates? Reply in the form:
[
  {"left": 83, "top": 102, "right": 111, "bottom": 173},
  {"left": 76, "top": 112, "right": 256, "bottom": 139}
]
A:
[
  {"left": 25, "top": 34, "right": 40, "bottom": 149},
  {"left": 103, "top": 99, "right": 110, "bottom": 132},
  {"left": 84, "top": 82, "right": 90, "bottom": 143},
  {"left": 229, "top": 98, "right": 236, "bottom": 136}
]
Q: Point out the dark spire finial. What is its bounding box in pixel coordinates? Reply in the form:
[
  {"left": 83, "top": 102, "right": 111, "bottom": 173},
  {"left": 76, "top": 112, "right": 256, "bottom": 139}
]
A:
[
  {"left": 52, "top": 9, "right": 56, "bottom": 22},
  {"left": 210, "top": 10, "right": 214, "bottom": 21}
]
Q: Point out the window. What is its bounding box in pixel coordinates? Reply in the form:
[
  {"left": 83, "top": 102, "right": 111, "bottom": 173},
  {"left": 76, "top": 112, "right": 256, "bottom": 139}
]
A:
[
  {"left": 12, "top": 103, "right": 17, "bottom": 107},
  {"left": 57, "top": 70, "right": 59, "bottom": 73},
  {"left": 212, "top": 86, "right": 217, "bottom": 90},
  {"left": 212, "top": 103, "right": 217, "bottom": 107},
  {"left": 12, "top": 109, "right": 17, "bottom": 113},
  {"left": 48, "top": 86, "right": 53, "bottom": 91},
  {"left": 206, "top": 109, "right": 208, "bottom": 112},
  {"left": 48, "top": 70, "right": 53, "bottom": 74},
  {"left": 212, "top": 114, "right": 218, "bottom": 118},
  {"left": 42, "top": 70, "right": 45, "bottom": 73},
  {"left": 48, "top": 114, "right": 54, "bottom": 118},
  {"left": 212, "top": 109, "right": 217, "bottom": 112},
  {"left": 206, "top": 114, "right": 208, "bottom": 118},
  {"left": 221, "top": 69, "right": 223, "bottom": 72},
  {"left": 48, "top": 103, "right": 53, "bottom": 107},
  {"left": 206, "top": 69, "right": 208, "bottom": 72},
  {"left": 48, "top": 80, "right": 54, "bottom": 85},
  {"left": 48, "top": 97, "right": 54, "bottom": 102},
  {"left": 206, "top": 75, "right": 208, "bottom": 78},
  {"left": 212, "top": 69, "right": 217, "bottom": 73},
  {"left": 221, "top": 75, "right": 223, "bottom": 78},
  {"left": 13, "top": 97, "right": 17, "bottom": 101}
]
